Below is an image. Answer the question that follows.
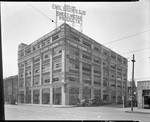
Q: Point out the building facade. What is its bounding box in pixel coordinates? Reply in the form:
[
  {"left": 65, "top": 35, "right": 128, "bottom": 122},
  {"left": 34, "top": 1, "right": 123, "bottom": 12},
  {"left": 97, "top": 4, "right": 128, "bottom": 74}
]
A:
[
  {"left": 3, "top": 75, "right": 18, "bottom": 104},
  {"left": 137, "top": 80, "right": 150, "bottom": 109},
  {"left": 18, "top": 23, "right": 128, "bottom": 105}
]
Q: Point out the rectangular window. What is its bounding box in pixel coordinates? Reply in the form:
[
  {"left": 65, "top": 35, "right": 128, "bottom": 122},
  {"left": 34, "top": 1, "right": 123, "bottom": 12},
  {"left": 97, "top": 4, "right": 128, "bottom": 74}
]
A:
[
  {"left": 19, "top": 51, "right": 24, "bottom": 58},
  {"left": 42, "top": 41, "right": 46, "bottom": 47},
  {"left": 103, "top": 49, "right": 109, "bottom": 56},
  {"left": 53, "top": 60, "right": 61, "bottom": 70},
  {"left": 103, "top": 78, "right": 108, "bottom": 86},
  {"left": 19, "top": 80, "right": 24, "bottom": 88},
  {"left": 25, "top": 59, "right": 31, "bottom": 67},
  {"left": 25, "top": 48, "right": 31, "bottom": 55},
  {"left": 110, "top": 64, "right": 116, "bottom": 70},
  {"left": 82, "top": 52, "right": 91, "bottom": 60},
  {"left": 42, "top": 64, "right": 50, "bottom": 73},
  {"left": 26, "top": 79, "right": 31, "bottom": 87},
  {"left": 52, "top": 32, "right": 60, "bottom": 42},
  {"left": 68, "top": 74, "right": 79, "bottom": 82},
  {"left": 70, "top": 33, "right": 80, "bottom": 42},
  {"left": 42, "top": 75, "right": 50, "bottom": 84},
  {"left": 26, "top": 70, "right": 31, "bottom": 76},
  {"left": 20, "top": 62, "right": 24, "bottom": 69},
  {"left": 94, "top": 78, "right": 101, "bottom": 86},
  {"left": 33, "top": 77, "right": 39, "bottom": 86},
  {"left": 110, "top": 70, "right": 116, "bottom": 79},
  {"left": 33, "top": 56, "right": 40, "bottom": 63},
  {"left": 33, "top": 45, "right": 37, "bottom": 51},
  {"left": 69, "top": 59, "right": 79, "bottom": 70},
  {"left": 34, "top": 67, "right": 40, "bottom": 74},
  {"left": 123, "top": 58, "right": 127, "bottom": 65},
  {"left": 103, "top": 67, "right": 108, "bottom": 77},
  {"left": 117, "top": 56, "right": 122, "bottom": 62},
  {"left": 53, "top": 46, "right": 62, "bottom": 56},
  {"left": 111, "top": 53, "right": 116, "bottom": 60},
  {"left": 103, "top": 61, "right": 108, "bottom": 67},
  {"left": 69, "top": 46, "right": 79, "bottom": 56},
  {"left": 43, "top": 51, "right": 50, "bottom": 60},
  {"left": 52, "top": 73, "right": 61, "bottom": 83},
  {"left": 83, "top": 76, "right": 91, "bottom": 84},
  {"left": 82, "top": 40, "right": 91, "bottom": 48},
  {"left": 93, "top": 56, "right": 101, "bottom": 64}
]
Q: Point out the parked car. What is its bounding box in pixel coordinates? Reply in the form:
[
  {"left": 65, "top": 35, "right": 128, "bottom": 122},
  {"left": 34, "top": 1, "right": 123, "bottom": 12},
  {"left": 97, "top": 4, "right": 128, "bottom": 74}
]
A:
[
  {"left": 88, "top": 97, "right": 103, "bottom": 107},
  {"left": 77, "top": 97, "right": 104, "bottom": 107},
  {"left": 10, "top": 99, "right": 16, "bottom": 105},
  {"left": 124, "top": 100, "right": 137, "bottom": 107},
  {"left": 76, "top": 99, "right": 90, "bottom": 107}
]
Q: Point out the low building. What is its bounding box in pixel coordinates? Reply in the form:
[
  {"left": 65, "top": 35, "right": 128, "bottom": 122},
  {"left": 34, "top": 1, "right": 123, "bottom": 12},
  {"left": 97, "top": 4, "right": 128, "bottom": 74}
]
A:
[
  {"left": 3, "top": 75, "right": 18, "bottom": 104},
  {"left": 137, "top": 80, "right": 150, "bottom": 109}
]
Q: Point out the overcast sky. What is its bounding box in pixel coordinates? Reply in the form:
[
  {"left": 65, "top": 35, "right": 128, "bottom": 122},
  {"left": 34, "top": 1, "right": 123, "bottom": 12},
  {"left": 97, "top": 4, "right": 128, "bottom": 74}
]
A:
[{"left": 1, "top": 1, "right": 150, "bottom": 84}]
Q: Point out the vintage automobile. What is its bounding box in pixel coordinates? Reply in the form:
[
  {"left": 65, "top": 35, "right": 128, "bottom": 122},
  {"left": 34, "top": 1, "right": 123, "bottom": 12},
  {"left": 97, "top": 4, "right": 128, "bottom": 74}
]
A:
[{"left": 76, "top": 99, "right": 90, "bottom": 107}]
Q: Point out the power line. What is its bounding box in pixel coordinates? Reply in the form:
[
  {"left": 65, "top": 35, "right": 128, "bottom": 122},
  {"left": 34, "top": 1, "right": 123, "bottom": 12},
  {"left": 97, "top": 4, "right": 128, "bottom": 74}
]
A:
[
  {"left": 27, "top": 3, "right": 55, "bottom": 23},
  {"left": 104, "top": 30, "right": 150, "bottom": 45},
  {"left": 121, "top": 47, "right": 150, "bottom": 55}
]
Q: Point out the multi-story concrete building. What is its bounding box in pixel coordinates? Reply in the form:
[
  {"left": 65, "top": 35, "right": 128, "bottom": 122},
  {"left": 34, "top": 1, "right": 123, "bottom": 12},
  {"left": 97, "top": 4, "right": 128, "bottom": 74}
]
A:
[
  {"left": 18, "top": 23, "right": 128, "bottom": 105},
  {"left": 3, "top": 75, "right": 18, "bottom": 104}
]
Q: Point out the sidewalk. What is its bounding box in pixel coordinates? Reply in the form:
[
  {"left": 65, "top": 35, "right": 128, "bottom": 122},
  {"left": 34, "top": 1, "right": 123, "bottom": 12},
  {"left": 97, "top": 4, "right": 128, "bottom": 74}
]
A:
[
  {"left": 16, "top": 103, "right": 75, "bottom": 108},
  {"left": 118, "top": 107, "right": 150, "bottom": 114}
]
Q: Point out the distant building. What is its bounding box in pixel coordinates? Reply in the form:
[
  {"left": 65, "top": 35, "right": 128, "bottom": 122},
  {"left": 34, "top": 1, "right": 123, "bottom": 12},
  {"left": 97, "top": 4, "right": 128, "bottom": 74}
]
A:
[
  {"left": 137, "top": 80, "right": 150, "bottom": 109},
  {"left": 3, "top": 75, "right": 18, "bottom": 104},
  {"left": 127, "top": 80, "right": 137, "bottom": 101},
  {"left": 17, "top": 23, "right": 128, "bottom": 105}
]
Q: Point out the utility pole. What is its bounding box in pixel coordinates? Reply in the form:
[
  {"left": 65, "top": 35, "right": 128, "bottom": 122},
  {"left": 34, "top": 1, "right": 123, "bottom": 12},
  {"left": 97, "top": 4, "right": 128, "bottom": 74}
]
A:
[{"left": 131, "top": 54, "right": 135, "bottom": 111}]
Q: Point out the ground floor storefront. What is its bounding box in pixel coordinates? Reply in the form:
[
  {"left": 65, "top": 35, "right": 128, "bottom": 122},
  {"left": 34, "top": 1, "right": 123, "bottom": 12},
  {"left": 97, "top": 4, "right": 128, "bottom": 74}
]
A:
[
  {"left": 18, "top": 83, "right": 127, "bottom": 105},
  {"left": 137, "top": 80, "right": 150, "bottom": 109}
]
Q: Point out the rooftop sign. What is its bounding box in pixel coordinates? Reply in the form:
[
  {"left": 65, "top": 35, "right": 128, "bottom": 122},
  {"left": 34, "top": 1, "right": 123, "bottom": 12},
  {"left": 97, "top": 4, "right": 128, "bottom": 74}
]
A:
[{"left": 52, "top": 4, "right": 86, "bottom": 32}]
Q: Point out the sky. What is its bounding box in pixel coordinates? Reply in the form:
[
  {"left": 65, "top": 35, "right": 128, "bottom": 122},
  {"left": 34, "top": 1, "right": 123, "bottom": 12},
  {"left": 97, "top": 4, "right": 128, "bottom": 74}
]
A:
[{"left": 1, "top": 1, "right": 150, "bottom": 85}]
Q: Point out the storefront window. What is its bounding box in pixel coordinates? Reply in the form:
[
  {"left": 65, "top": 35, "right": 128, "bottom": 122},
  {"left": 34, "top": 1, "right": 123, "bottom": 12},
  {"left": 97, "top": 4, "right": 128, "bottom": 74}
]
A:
[
  {"left": 42, "top": 88, "right": 50, "bottom": 104},
  {"left": 33, "top": 89, "right": 40, "bottom": 104},
  {"left": 26, "top": 90, "right": 31, "bottom": 103},
  {"left": 53, "top": 87, "right": 61, "bottom": 105},
  {"left": 69, "top": 87, "right": 79, "bottom": 105}
]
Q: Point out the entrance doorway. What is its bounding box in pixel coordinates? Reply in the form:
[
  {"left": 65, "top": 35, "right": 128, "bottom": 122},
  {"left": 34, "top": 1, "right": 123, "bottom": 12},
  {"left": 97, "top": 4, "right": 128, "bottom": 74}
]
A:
[{"left": 144, "top": 96, "right": 150, "bottom": 109}]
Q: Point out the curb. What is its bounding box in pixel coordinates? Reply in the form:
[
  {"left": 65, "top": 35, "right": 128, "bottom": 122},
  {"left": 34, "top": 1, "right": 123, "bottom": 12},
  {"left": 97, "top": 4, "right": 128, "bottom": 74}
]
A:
[{"left": 125, "top": 111, "right": 150, "bottom": 114}]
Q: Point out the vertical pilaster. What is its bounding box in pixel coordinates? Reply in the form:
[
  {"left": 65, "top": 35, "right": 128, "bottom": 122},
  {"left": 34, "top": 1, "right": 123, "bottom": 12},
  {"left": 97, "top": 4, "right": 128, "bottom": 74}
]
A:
[
  {"left": 91, "top": 65, "right": 94, "bottom": 85},
  {"left": 61, "top": 45, "right": 65, "bottom": 82},
  {"left": 121, "top": 68, "right": 124, "bottom": 97},
  {"left": 79, "top": 50, "right": 83, "bottom": 85},
  {"left": 101, "top": 61, "right": 103, "bottom": 100},
  {"left": 31, "top": 58, "right": 33, "bottom": 86},
  {"left": 50, "top": 87, "right": 53, "bottom": 106},
  {"left": 40, "top": 89, "right": 42, "bottom": 104},
  {"left": 39, "top": 54, "right": 42, "bottom": 85},
  {"left": 115, "top": 65, "right": 117, "bottom": 103},
  {"left": 50, "top": 50, "right": 53, "bottom": 84},
  {"left": 31, "top": 89, "right": 33, "bottom": 104},
  {"left": 61, "top": 85, "right": 65, "bottom": 105},
  {"left": 79, "top": 86, "right": 82, "bottom": 100},
  {"left": 91, "top": 88, "right": 94, "bottom": 99},
  {"left": 17, "top": 63, "right": 20, "bottom": 103},
  {"left": 24, "top": 61, "right": 26, "bottom": 87}
]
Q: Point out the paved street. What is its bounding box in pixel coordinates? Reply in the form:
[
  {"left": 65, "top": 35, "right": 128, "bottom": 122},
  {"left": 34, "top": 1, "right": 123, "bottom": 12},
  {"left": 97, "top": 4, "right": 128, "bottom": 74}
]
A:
[{"left": 4, "top": 104, "right": 150, "bottom": 121}]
